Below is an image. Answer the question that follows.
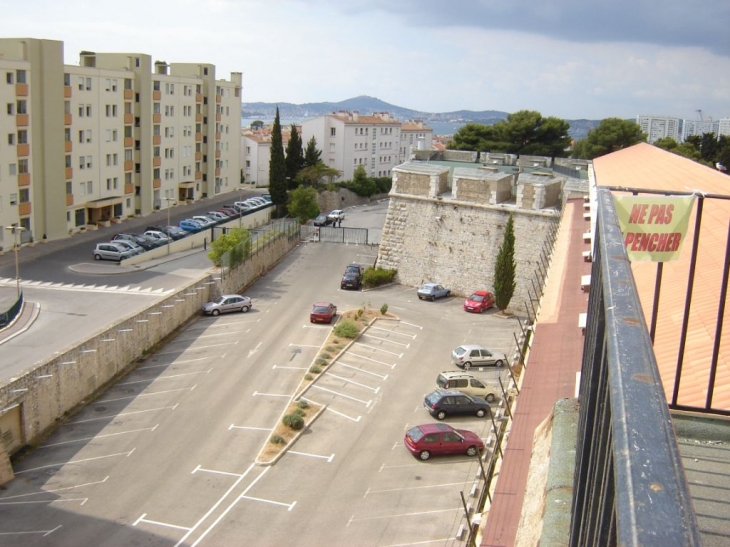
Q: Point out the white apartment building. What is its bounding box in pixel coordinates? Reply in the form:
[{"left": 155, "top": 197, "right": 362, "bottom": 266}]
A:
[
  {"left": 400, "top": 121, "right": 434, "bottom": 163},
  {"left": 301, "top": 112, "right": 402, "bottom": 181},
  {"left": 717, "top": 118, "right": 730, "bottom": 138},
  {"left": 0, "top": 38, "right": 241, "bottom": 242},
  {"left": 636, "top": 115, "right": 682, "bottom": 143},
  {"left": 681, "top": 119, "right": 720, "bottom": 141},
  {"left": 241, "top": 130, "right": 272, "bottom": 187}
]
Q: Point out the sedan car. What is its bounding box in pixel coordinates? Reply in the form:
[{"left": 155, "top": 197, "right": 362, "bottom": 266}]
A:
[
  {"left": 310, "top": 302, "right": 337, "bottom": 324},
  {"left": 341, "top": 272, "right": 362, "bottom": 290},
  {"left": 313, "top": 214, "right": 331, "bottom": 227},
  {"left": 424, "top": 389, "right": 490, "bottom": 420},
  {"left": 404, "top": 423, "right": 484, "bottom": 461},
  {"left": 179, "top": 219, "right": 204, "bottom": 233},
  {"left": 464, "top": 290, "right": 495, "bottom": 313},
  {"left": 113, "top": 233, "right": 156, "bottom": 251},
  {"left": 451, "top": 344, "right": 507, "bottom": 369},
  {"left": 201, "top": 294, "right": 253, "bottom": 316},
  {"left": 417, "top": 282, "right": 451, "bottom": 301}
]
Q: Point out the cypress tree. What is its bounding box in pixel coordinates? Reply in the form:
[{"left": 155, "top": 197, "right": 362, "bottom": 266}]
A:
[
  {"left": 304, "top": 136, "right": 322, "bottom": 167},
  {"left": 269, "top": 107, "right": 287, "bottom": 211},
  {"left": 494, "top": 213, "right": 517, "bottom": 311},
  {"left": 285, "top": 124, "right": 304, "bottom": 190}
]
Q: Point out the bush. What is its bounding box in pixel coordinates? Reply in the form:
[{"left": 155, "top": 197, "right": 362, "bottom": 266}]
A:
[
  {"left": 325, "top": 345, "right": 337, "bottom": 352},
  {"left": 297, "top": 400, "right": 309, "bottom": 409},
  {"left": 293, "top": 408, "right": 306, "bottom": 417},
  {"left": 270, "top": 434, "right": 286, "bottom": 444},
  {"left": 310, "top": 365, "right": 322, "bottom": 374},
  {"left": 305, "top": 373, "right": 313, "bottom": 381},
  {"left": 315, "top": 358, "right": 327, "bottom": 366},
  {"left": 362, "top": 267, "right": 397, "bottom": 288},
  {"left": 282, "top": 413, "right": 304, "bottom": 430},
  {"left": 320, "top": 352, "right": 331, "bottom": 360},
  {"left": 334, "top": 319, "right": 361, "bottom": 339},
  {"left": 356, "top": 308, "right": 364, "bottom": 319},
  {"left": 380, "top": 303, "right": 389, "bottom": 315}
]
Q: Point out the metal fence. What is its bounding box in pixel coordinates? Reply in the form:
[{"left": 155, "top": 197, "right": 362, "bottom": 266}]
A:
[
  {"left": 219, "top": 219, "right": 300, "bottom": 279},
  {"left": 570, "top": 187, "right": 701, "bottom": 546},
  {"left": 0, "top": 291, "right": 23, "bottom": 329},
  {"left": 300, "top": 225, "right": 376, "bottom": 245}
]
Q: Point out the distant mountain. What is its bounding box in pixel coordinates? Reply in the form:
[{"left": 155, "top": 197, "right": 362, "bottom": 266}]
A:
[{"left": 241, "top": 95, "right": 600, "bottom": 139}]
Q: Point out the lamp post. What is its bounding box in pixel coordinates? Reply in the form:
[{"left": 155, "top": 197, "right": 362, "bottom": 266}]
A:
[
  {"left": 5, "top": 225, "right": 26, "bottom": 298},
  {"left": 163, "top": 197, "right": 176, "bottom": 255},
  {"left": 239, "top": 185, "right": 246, "bottom": 229}
]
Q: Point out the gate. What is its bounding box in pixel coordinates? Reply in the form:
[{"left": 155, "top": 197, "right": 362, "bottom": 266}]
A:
[{"left": 301, "top": 225, "right": 373, "bottom": 245}]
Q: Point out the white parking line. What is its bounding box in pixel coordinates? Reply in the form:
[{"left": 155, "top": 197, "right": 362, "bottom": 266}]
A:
[
  {"left": 69, "top": 405, "right": 177, "bottom": 424},
  {"left": 240, "top": 495, "right": 297, "bottom": 511},
  {"left": 397, "top": 320, "right": 423, "bottom": 329},
  {"left": 0, "top": 525, "right": 62, "bottom": 537},
  {"left": 367, "top": 326, "right": 418, "bottom": 339},
  {"left": 311, "top": 385, "right": 372, "bottom": 406},
  {"left": 139, "top": 356, "right": 221, "bottom": 370},
  {"left": 228, "top": 424, "right": 271, "bottom": 432},
  {"left": 288, "top": 450, "right": 335, "bottom": 462},
  {"left": 252, "top": 391, "right": 290, "bottom": 398},
  {"left": 15, "top": 449, "right": 135, "bottom": 474},
  {"left": 0, "top": 498, "right": 88, "bottom": 506},
  {"left": 118, "top": 370, "right": 211, "bottom": 386},
  {"left": 155, "top": 342, "right": 238, "bottom": 356},
  {"left": 248, "top": 341, "right": 262, "bottom": 357},
  {"left": 93, "top": 387, "right": 194, "bottom": 404},
  {"left": 135, "top": 514, "right": 191, "bottom": 532},
  {"left": 172, "top": 329, "right": 251, "bottom": 343},
  {"left": 336, "top": 361, "right": 389, "bottom": 380},
  {"left": 361, "top": 334, "right": 410, "bottom": 348},
  {"left": 347, "top": 507, "right": 459, "bottom": 525},
  {"left": 346, "top": 352, "right": 396, "bottom": 369},
  {"left": 364, "top": 482, "right": 465, "bottom": 496},
  {"left": 0, "top": 477, "right": 109, "bottom": 499},
  {"left": 324, "top": 372, "right": 380, "bottom": 393},
  {"left": 272, "top": 364, "right": 308, "bottom": 370},
  {"left": 41, "top": 426, "right": 158, "bottom": 448},
  {"left": 324, "top": 407, "right": 362, "bottom": 422},
  {"left": 192, "top": 465, "right": 244, "bottom": 478},
  {"left": 353, "top": 343, "right": 403, "bottom": 358}
]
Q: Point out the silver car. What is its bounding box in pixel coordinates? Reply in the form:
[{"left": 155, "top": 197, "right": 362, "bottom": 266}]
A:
[
  {"left": 451, "top": 344, "right": 507, "bottom": 369},
  {"left": 92, "top": 242, "right": 136, "bottom": 262},
  {"left": 201, "top": 294, "right": 253, "bottom": 316}
]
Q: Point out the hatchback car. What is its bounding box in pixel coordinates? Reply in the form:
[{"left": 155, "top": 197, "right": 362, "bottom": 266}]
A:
[
  {"left": 341, "top": 272, "right": 362, "bottom": 290},
  {"left": 463, "top": 290, "right": 495, "bottom": 313},
  {"left": 112, "top": 240, "right": 144, "bottom": 256},
  {"left": 451, "top": 344, "right": 507, "bottom": 369},
  {"left": 313, "top": 214, "right": 331, "bottom": 227},
  {"left": 424, "top": 388, "right": 490, "bottom": 420},
  {"left": 404, "top": 423, "right": 484, "bottom": 461},
  {"left": 192, "top": 215, "right": 217, "bottom": 227},
  {"left": 201, "top": 294, "right": 253, "bottom": 316},
  {"left": 310, "top": 302, "right": 337, "bottom": 324},
  {"left": 179, "top": 219, "right": 204, "bottom": 233},
  {"left": 92, "top": 242, "right": 136, "bottom": 262},
  {"left": 417, "top": 282, "right": 451, "bottom": 301},
  {"left": 328, "top": 209, "right": 345, "bottom": 222},
  {"left": 113, "top": 233, "right": 156, "bottom": 251},
  {"left": 143, "top": 230, "right": 170, "bottom": 244},
  {"left": 436, "top": 371, "right": 497, "bottom": 403}
]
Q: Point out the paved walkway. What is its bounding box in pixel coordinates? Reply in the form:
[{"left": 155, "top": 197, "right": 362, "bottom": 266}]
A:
[{"left": 481, "top": 198, "right": 591, "bottom": 546}]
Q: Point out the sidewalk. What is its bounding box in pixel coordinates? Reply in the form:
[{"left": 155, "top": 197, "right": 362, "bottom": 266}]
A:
[{"left": 481, "top": 198, "right": 590, "bottom": 546}]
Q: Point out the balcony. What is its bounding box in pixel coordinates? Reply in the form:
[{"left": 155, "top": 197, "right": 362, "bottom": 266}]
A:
[
  {"left": 15, "top": 83, "right": 28, "bottom": 97},
  {"left": 216, "top": 94, "right": 221, "bottom": 103},
  {"left": 215, "top": 150, "right": 221, "bottom": 158},
  {"left": 65, "top": 113, "right": 72, "bottom": 125},
  {"left": 16, "top": 114, "right": 29, "bottom": 127},
  {"left": 153, "top": 157, "right": 161, "bottom": 167},
  {"left": 124, "top": 137, "right": 134, "bottom": 147},
  {"left": 215, "top": 167, "right": 220, "bottom": 176},
  {"left": 18, "top": 173, "right": 30, "bottom": 186},
  {"left": 125, "top": 183, "right": 134, "bottom": 194},
  {"left": 66, "top": 194, "right": 74, "bottom": 206},
  {"left": 153, "top": 135, "right": 161, "bottom": 145},
  {"left": 17, "top": 143, "right": 29, "bottom": 157},
  {"left": 64, "top": 85, "right": 72, "bottom": 98},
  {"left": 153, "top": 178, "right": 161, "bottom": 189},
  {"left": 196, "top": 93, "right": 203, "bottom": 102},
  {"left": 195, "top": 152, "right": 202, "bottom": 161},
  {"left": 65, "top": 167, "right": 73, "bottom": 180},
  {"left": 216, "top": 113, "right": 221, "bottom": 122},
  {"left": 153, "top": 113, "right": 161, "bottom": 123},
  {"left": 124, "top": 89, "right": 134, "bottom": 100},
  {"left": 124, "top": 160, "right": 134, "bottom": 171},
  {"left": 124, "top": 113, "right": 134, "bottom": 124},
  {"left": 153, "top": 90, "right": 161, "bottom": 100},
  {"left": 215, "top": 132, "right": 221, "bottom": 140},
  {"left": 196, "top": 113, "right": 202, "bottom": 122},
  {"left": 195, "top": 132, "right": 202, "bottom": 142},
  {"left": 65, "top": 140, "right": 72, "bottom": 153},
  {"left": 18, "top": 202, "right": 31, "bottom": 216},
  {"left": 195, "top": 171, "right": 202, "bottom": 180}
]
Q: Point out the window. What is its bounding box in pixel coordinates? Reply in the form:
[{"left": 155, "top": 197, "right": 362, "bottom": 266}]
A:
[
  {"left": 106, "top": 129, "right": 111, "bottom": 142},
  {"left": 105, "top": 78, "right": 111, "bottom": 91},
  {"left": 6, "top": 103, "right": 13, "bottom": 115},
  {"left": 106, "top": 154, "right": 112, "bottom": 166},
  {"left": 112, "top": 129, "right": 118, "bottom": 142},
  {"left": 6, "top": 72, "right": 13, "bottom": 84},
  {"left": 18, "top": 159, "right": 28, "bottom": 174},
  {"left": 18, "top": 130, "right": 27, "bottom": 144},
  {"left": 10, "top": 193, "right": 17, "bottom": 205},
  {"left": 79, "top": 105, "right": 85, "bottom": 117},
  {"left": 66, "top": 181, "right": 72, "bottom": 195},
  {"left": 153, "top": 102, "right": 160, "bottom": 114},
  {"left": 79, "top": 182, "right": 86, "bottom": 195},
  {"left": 79, "top": 155, "right": 85, "bottom": 169},
  {"left": 153, "top": 80, "right": 160, "bottom": 91},
  {"left": 330, "top": 128, "right": 336, "bottom": 136},
  {"left": 16, "top": 100, "right": 27, "bottom": 114},
  {"left": 78, "top": 77, "right": 84, "bottom": 90},
  {"left": 86, "top": 105, "right": 91, "bottom": 117},
  {"left": 85, "top": 78, "right": 92, "bottom": 91},
  {"left": 106, "top": 178, "right": 112, "bottom": 190},
  {"left": 7, "top": 133, "right": 15, "bottom": 145},
  {"left": 88, "top": 181, "right": 93, "bottom": 193}
]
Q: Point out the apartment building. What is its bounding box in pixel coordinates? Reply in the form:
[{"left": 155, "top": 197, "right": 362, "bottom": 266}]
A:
[
  {"left": 681, "top": 118, "right": 720, "bottom": 141},
  {"left": 301, "top": 112, "right": 402, "bottom": 181},
  {"left": 400, "top": 121, "right": 434, "bottom": 163},
  {"left": 0, "top": 38, "right": 241, "bottom": 244},
  {"left": 717, "top": 118, "right": 730, "bottom": 138},
  {"left": 636, "top": 115, "right": 682, "bottom": 143},
  {"left": 241, "top": 126, "right": 294, "bottom": 188}
]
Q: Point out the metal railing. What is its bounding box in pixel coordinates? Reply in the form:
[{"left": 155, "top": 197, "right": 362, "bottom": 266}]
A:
[{"left": 570, "top": 187, "right": 701, "bottom": 546}]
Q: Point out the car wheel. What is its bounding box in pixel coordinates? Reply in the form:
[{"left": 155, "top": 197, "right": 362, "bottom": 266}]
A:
[
  {"left": 430, "top": 295, "right": 435, "bottom": 302},
  {"left": 419, "top": 450, "right": 431, "bottom": 461},
  {"left": 494, "top": 360, "right": 504, "bottom": 367},
  {"left": 241, "top": 305, "right": 250, "bottom": 313},
  {"left": 211, "top": 309, "right": 220, "bottom": 316},
  {"left": 329, "top": 315, "right": 335, "bottom": 324},
  {"left": 486, "top": 393, "right": 495, "bottom": 403},
  {"left": 476, "top": 408, "right": 486, "bottom": 418},
  {"left": 94, "top": 254, "right": 102, "bottom": 261},
  {"left": 466, "top": 446, "right": 478, "bottom": 457},
  {"left": 436, "top": 410, "right": 447, "bottom": 420},
  {"left": 463, "top": 362, "right": 472, "bottom": 370}
]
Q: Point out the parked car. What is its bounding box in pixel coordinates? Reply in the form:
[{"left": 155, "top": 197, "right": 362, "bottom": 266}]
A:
[
  {"left": 424, "top": 388, "right": 490, "bottom": 420},
  {"left": 143, "top": 230, "right": 170, "bottom": 244},
  {"left": 179, "top": 219, "right": 204, "bottom": 233},
  {"left": 310, "top": 302, "right": 337, "bottom": 324},
  {"left": 136, "top": 233, "right": 165, "bottom": 248},
  {"left": 201, "top": 294, "right": 253, "bottom": 316},
  {"left": 417, "top": 282, "right": 451, "bottom": 301},
  {"left": 344, "top": 263, "right": 364, "bottom": 277},
  {"left": 221, "top": 205, "right": 243, "bottom": 216},
  {"left": 328, "top": 209, "right": 345, "bottom": 222},
  {"left": 436, "top": 371, "right": 497, "bottom": 403},
  {"left": 92, "top": 242, "right": 136, "bottom": 262},
  {"left": 463, "top": 290, "right": 495, "bottom": 313},
  {"left": 113, "top": 233, "right": 156, "bottom": 251},
  {"left": 341, "top": 272, "right": 362, "bottom": 290},
  {"left": 192, "top": 215, "right": 217, "bottom": 228},
  {"left": 207, "top": 211, "right": 229, "bottom": 222},
  {"left": 451, "top": 344, "right": 507, "bottom": 369},
  {"left": 216, "top": 208, "right": 237, "bottom": 218},
  {"left": 313, "top": 214, "right": 331, "bottom": 227},
  {"left": 112, "top": 240, "right": 144, "bottom": 256},
  {"left": 164, "top": 225, "right": 188, "bottom": 239},
  {"left": 260, "top": 193, "right": 272, "bottom": 202},
  {"left": 404, "top": 423, "right": 484, "bottom": 461}
]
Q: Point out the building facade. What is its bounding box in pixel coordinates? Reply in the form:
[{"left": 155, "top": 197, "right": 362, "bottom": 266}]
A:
[
  {"left": 400, "top": 121, "right": 434, "bottom": 163},
  {"left": 681, "top": 119, "right": 720, "bottom": 141},
  {"left": 636, "top": 115, "right": 682, "bottom": 143},
  {"left": 0, "top": 38, "right": 241, "bottom": 244}
]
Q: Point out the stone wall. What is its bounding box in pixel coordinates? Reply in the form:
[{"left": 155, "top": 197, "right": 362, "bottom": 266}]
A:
[
  {"left": 443, "top": 150, "right": 479, "bottom": 163},
  {"left": 517, "top": 173, "right": 564, "bottom": 210},
  {"left": 392, "top": 164, "right": 449, "bottom": 197},
  {"left": 377, "top": 194, "right": 559, "bottom": 315},
  {"left": 316, "top": 188, "right": 389, "bottom": 214},
  {"left": 454, "top": 168, "right": 515, "bottom": 205}
]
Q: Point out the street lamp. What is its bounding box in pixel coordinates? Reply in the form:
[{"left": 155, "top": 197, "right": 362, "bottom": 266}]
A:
[
  {"left": 5, "top": 225, "right": 26, "bottom": 298},
  {"left": 163, "top": 197, "right": 176, "bottom": 255}
]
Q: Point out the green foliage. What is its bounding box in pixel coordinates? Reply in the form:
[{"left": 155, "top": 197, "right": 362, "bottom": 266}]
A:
[
  {"left": 319, "top": 352, "right": 331, "bottom": 359},
  {"left": 207, "top": 228, "right": 251, "bottom": 267},
  {"left": 362, "top": 267, "right": 397, "bottom": 288},
  {"left": 297, "top": 400, "right": 309, "bottom": 409},
  {"left": 494, "top": 214, "right": 517, "bottom": 311},
  {"left": 269, "top": 434, "right": 285, "bottom": 444},
  {"left": 287, "top": 185, "right": 319, "bottom": 223},
  {"left": 356, "top": 308, "right": 364, "bottom": 319},
  {"left": 325, "top": 345, "right": 337, "bottom": 352},
  {"left": 380, "top": 303, "right": 388, "bottom": 315},
  {"left": 305, "top": 373, "right": 313, "bottom": 381},
  {"left": 304, "top": 136, "right": 322, "bottom": 167},
  {"left": 251, "top": 120, "right": 264, "bottom": 130},
  {"left": 310, "top": 365, "right": 322, "bottom": 373},
  {"left": 571, "top": 118, "right": 646, "bottom": 159},
  {"left": 373, "top": 177, "right": 393, "bottom": 193},
  {"left": 285, "top": 124, "right": 305, "bottom": 189},
  {"left": 269, "top": 107, "right": 287, "bottom": 208},
  {"left": 293, "top": 408, "right": 306, "bottom": 417},
  {"left": 295, "top": 163, "right": 342, "bottom": 188},
  {"left": 654, "top": 137, "right": 703, "bottom": 162},
  {"left": 333, "top": 320, "right": 361, "bottom": 339},
  {"left": 314, "top": 358, "right": 327, "bottom": 366},
  {"left": 282, "top": 413, "right": 304, "bottom": 430}
]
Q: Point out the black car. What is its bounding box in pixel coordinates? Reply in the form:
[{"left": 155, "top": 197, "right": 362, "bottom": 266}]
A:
[
  {"left": 423, "top": 389, "right": 490, "bottom": 420},
  {"left": 113, "top": 233, "right": 156, "bottom": 251},
  {"left": 313, "top": 214, "right": 331, "bottom": 226},
  {"left": 341, "top": 272, "right": 361, "bottom": 290}
]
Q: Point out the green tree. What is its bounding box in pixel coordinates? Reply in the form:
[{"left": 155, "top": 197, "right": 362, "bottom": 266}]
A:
[
  {"left": 449, "top": 123, "right": 506, "bottom": 152},
  {"left": 251, "top": 120, "right": 263, "bottom": 130},
  {"left": 207, "top": 228, "right": 251, "bottom": 268},
  {"left": 269, "top": 107, "right": 287, "bottom": 211},
  {"left": 493, "top": 214, "right": 516, "bottom": 312},
  {"left": 285, "top": 124, "right": 305, "bottom": 189},
  {"left": 654, "top": 137, "right": 703, "bottom": 162},
  {"left": 348, "top": 165, "right": 378, "bottom": 196},
  {"left": 717, "top": 136, "right": 730, "bottom": 174},
  {"left": 699, "top": 132, "right": 719, "bottom": 163},
  {"left": 304, "top": 136, "right": 322, "bottom": 167},
  {"left": 287, "top": 185, "right": 320, "bottom": 223},
  {"left": 295, "top": 163, "right": 341, "bottom": 188},
  {"left": 571, "top": 118, "right": 646, "bottom": 159}
]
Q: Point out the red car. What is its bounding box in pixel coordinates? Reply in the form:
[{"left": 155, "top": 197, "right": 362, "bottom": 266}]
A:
[
  {"left": 463, "top": 290, "right": 495, "bottom": 313},
  {"left": 310, "top": 302, "right": 337, "bottom": 324},
  {"left": 404, "top": 423, "right": 484, "bottom": 461}
]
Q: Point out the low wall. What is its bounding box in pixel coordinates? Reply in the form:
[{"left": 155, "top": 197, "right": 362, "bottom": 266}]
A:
[{"left": 0, "top": 228, "right": 299, "bottom": 480}]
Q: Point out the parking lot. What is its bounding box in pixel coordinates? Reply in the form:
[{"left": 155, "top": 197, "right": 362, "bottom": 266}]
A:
[{"left": 0, "top": 240, "right": 522, "bottom": 546}]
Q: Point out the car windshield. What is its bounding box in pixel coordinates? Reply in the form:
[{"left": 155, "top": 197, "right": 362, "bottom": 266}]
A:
[
  {"left": 454, "top": 347, "right": 467, "bottom": 356},
  {"left": 313, "top": 306, "right": 330, "bottom": 314},
  {"left": 425, "top": 392, "right": 442, "bottom": 405},
  {"left": 469, "top": 294, "right": 484, "bottom": 302},
  {"left": 420, "top": 285, "right": 433, "bottom": 292},
  {"left": 406, "top": 427, "right": 425, "bottom": 442}
]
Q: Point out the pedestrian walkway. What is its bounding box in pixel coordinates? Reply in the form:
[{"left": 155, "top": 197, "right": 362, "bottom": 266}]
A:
[
  {"left": 0, "top": 300, "right": 40, "bottom": 346},
  {"left": 481, "top": 198, "right": 591, "bottom": 546}
]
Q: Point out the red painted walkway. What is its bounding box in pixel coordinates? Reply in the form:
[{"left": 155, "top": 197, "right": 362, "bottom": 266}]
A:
[{"left": 481, "top": 198, "right": 590, "bottom": 546}]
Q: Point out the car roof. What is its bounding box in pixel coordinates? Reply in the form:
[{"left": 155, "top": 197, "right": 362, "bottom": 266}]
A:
[
  {"left": 414, "top": 423, "right": 456, "bottom": 434},
  {"left": 313, "top": 301, "right": 333, "bottom": 306},
  {"left": 421, "top": 282, "right": 439, "bottom": 287},
  {"left": 457, "top": 344, "right": 487, "bottom": 351},
  {"left": 438, "top": 371, "right": 476, "bottom": 379},
  {"left": 220, "top": 294, "right": 244, "bottom": 299},
  {"left": 469, "top": 290, "right": 491, "bottom": 296}
]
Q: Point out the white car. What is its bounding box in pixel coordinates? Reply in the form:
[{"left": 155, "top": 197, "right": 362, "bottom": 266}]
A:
[
  {"left": 192, "top": 215, "right": 217, "bottom": 227},
  {"left": 328, "top": 209, "right": 345, "bottom": 222},
  {"left": 207, "top": 211, "right": 228, "bottom": 222},
  {"left": 143, "top": 230, "right": 170, "bottom": 243}
]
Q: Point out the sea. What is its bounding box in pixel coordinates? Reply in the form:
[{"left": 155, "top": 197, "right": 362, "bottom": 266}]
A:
[{"left": 242, "top": 118, "right": 468, "bottom": 137}]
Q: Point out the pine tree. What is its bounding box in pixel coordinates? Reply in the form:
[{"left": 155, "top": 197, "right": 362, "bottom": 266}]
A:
[
  {"left": 494, "top": 214, "right": 517, "bottom": 311},
  {"left": 285, "top": 124, "right": 304, "bottom": 190},
  {"left": 269, "top": 107, "right": 287, "bottom": 211},
  {"left": 304, "top": 136, "right": 322, "bottom": 167}
]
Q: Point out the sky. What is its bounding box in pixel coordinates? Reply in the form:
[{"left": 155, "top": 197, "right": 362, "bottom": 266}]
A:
[{"left": 3, "top": 0, "right": 729, "bottom": 120}]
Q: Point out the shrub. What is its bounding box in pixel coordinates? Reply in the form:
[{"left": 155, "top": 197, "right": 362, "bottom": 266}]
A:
[
  {"left": 305, "top": 373, "right": 313, "bottom": 381},
  {"left": 334, "top": 319, "right": 361, "bottom": 339},
  {"left": 320, "top": 352, "right": 331, "bottom": 360},
  {"left": 356, "top": 308, "right": 364, "bottom": 319},
  {"left": 315, "top": 358, "right": 327, "bottom": 366},
  {"left": 310, "top": 365, "right": 322, "bottom": 373},
  {"left": 297, "top": 400, "right": 309, "bottom": 409},
  {"left": 380, "top": 303, "right": 389, "bottom": 315},
  {"left": 270, "top": 435, "right": 286, "bottom": 444},
  {"left": 282, "top": 413, "right": 304, "bottom": 430},
  {"left": 362, "top": 267, "right": 397, "bottom": 288},
  {"left": 325, "top": 345, "right": 337, "bottom": 352},
  {"left": 293, "top": 408, "right": 306, "bottom": 417}
]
